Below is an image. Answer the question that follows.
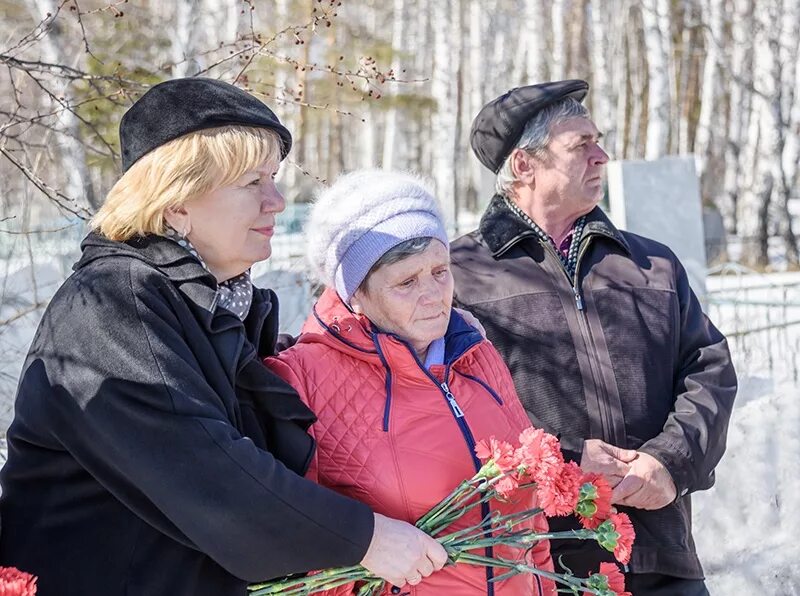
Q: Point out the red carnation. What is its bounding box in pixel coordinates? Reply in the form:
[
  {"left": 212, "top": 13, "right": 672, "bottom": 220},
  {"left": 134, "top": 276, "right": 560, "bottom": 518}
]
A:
[
  {"left": 515, "top": 427, "right": 564, "bottom": 484},
  {"left": 495, "top": 474, "right": 521, "bottom": 498},
  {"left": 576, "top": 472, "right": 613, "bottom": 529},
  {"left": 600, "top": 562, "right": 631, "bottom": 596},
  {"left": 582, "top": 562, "right": 631, "bottom": 596},
  {"left": 0, "top": 567, "right": 37, "bottom": 596},
  {"left": 609, "top": 512, "right": 635, "bottom": 565},
  {"left": 475, "top": 437, "right": 518, "bottom": 474},
  {"left": 536, "top": 460, "right": 583, "bottom": 516}
]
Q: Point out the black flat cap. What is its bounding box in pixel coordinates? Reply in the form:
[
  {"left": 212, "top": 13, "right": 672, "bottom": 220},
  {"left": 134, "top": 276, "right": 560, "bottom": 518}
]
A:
[
  {"left": 470, "top": 79, "right": 589, "bottom": 173},
  {"left": 120, "top": 77, "right": 292, "bottom": 172}
]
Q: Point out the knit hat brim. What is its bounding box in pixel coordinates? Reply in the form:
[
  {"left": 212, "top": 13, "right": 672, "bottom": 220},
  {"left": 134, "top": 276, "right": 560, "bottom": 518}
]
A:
[{"left": 333, "top": 211, "right": 449, "bottom": 302}]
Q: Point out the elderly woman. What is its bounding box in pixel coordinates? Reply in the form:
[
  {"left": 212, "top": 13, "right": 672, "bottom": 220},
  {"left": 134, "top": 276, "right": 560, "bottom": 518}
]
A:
[
  {"left": 0, "top": 79, "right": 446, "bottom": 596},
  {"left": 265, "top": 170, "right": 556, "bottom": 595}
]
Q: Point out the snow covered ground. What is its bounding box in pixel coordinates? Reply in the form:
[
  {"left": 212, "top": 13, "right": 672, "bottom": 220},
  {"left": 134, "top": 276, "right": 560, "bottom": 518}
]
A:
[{"left": 694, "top": 272, "right": 800, "bottom": 594}]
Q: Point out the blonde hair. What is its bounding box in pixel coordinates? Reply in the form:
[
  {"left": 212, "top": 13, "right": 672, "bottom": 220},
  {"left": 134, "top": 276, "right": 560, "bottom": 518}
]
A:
[{"left": 92, "top": 125, "right": 282, "bottom": 241}]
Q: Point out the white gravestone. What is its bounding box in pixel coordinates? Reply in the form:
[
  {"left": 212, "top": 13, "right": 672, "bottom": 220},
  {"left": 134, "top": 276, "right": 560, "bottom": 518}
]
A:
[{"left": 606, "top": 155, "right": 707, "bottom": 302}]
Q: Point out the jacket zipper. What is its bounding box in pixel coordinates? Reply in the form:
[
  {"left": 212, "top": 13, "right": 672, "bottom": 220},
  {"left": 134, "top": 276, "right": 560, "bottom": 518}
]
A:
[
  {"left": 441, "top": 380, "right": 465, "bottom": 418},
  {"left": 373, "top": 335, "right": 394, "bottom": 432},
  {"left": 379, "top": 335, "right": 498, "bottom": 595},
  {"left": 572, "top": 240, "right": 618, "bottom": 445},
  {"left": 432, "top": 365, "right": 495, "bottom": 596},
  {"left": 543, "top": 238, "right": 613, "bottom": 442}
]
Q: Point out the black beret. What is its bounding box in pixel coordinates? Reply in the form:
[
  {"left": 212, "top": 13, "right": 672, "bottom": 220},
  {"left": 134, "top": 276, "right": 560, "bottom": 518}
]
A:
[
  {"left": 120, "top": 77, "right": 292, "bottom": 172},
  {"left": 470, "top": 79, "right": 589, "bottom": 173}
]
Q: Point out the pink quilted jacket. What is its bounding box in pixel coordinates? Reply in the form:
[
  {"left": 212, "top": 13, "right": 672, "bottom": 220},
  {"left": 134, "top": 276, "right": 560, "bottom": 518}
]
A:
[{"left": 266, "top": 288, "right": 555, "bottom": 595}]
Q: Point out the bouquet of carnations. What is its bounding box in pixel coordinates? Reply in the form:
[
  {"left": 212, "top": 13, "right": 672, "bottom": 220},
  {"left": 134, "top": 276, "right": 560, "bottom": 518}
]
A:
[{"left": 249, "top": 427, "right": 635, "bottom": 596}]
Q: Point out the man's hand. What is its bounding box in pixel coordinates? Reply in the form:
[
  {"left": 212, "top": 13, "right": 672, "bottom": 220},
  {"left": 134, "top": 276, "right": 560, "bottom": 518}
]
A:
[
  {"left": 580, "top": 438, "right": 638, "bottom": 487},
  {"left": 360, "top": 513, "right": 448, "bottom": 588},
  {"left": 611, "top": 452, "right": 678, "bottom": 510}
]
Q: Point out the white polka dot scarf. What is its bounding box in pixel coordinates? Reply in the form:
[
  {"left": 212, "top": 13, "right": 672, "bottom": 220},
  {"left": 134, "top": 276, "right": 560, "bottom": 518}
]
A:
[{"left": 163, "top": 227, "right": 253, "bottom": 320}]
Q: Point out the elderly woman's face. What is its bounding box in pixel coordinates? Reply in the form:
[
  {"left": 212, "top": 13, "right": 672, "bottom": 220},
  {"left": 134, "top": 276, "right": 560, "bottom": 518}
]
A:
[
  {"left": 174, "top": 160, "right": 285, "bottom": 281},
  {"left": 351, "top": 240, "right": 453, "bottom": 357}
]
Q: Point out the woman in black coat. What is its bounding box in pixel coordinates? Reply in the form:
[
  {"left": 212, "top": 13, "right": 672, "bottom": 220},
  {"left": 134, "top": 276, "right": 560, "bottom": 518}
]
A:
[{"left": 0, "top": 78, "right": 446, "bottom": 596}]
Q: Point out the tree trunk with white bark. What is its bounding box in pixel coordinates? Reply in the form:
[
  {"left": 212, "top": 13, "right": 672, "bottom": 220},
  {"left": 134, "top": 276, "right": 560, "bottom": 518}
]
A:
[
  {"left": 640, "top": 0, "right": 672, "bottom": 158},
  {"left": 431, "top": 0, "right": 458, "bottom": 230},
  {"left": 27, "top": 0, "right": 96, "bottom": 210}
]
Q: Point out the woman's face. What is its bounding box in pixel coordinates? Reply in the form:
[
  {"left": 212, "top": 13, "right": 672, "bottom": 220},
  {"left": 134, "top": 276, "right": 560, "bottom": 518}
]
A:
[
  {"left": 171, "top": 160, "right": 285, "bottom": 282},
  {"left": 351, "top": 240, "right": 453, "bottom": 358}
]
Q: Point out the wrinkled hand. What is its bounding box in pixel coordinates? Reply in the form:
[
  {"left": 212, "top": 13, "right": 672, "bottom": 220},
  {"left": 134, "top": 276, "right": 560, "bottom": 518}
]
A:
[
  {"left": 611, "top": 452, "right": 677, "bottom": 510},
  {"left": 580, "top": 439, "right": 638, "bottom": 488},
  {"left": 360, "top": 513, "right": 448, "bottom": 588},
  {"left": 454, "top": 307, "right": 487, "bottom": 339}
]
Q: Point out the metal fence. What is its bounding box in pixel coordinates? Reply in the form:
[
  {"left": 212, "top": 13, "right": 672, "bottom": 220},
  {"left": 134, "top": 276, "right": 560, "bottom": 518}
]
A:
[{"left": 706, "top": 264, "right": 800, "bottom": 383}]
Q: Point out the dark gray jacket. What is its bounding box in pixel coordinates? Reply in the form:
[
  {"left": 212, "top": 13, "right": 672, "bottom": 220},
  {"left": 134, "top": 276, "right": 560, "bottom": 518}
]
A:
[
  {"left": 0, "top": 233, "right": 373, "bottom": 596},
  {"left": 450, "top": 197, "right": 737, "bottom": 579}
]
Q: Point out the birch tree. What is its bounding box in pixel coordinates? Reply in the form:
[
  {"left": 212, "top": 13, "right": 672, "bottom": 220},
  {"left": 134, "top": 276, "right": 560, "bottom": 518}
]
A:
[
  {"left": 381, "top": 0, "right": 406, "bottom": 169},
  {"left": 201, "top": 0, "right": 240, "bottom": 52},
  {"left": 611, "top": 1, "right": 632, "bottom": 158},
  {"left": 588, "top": 0, "right": 617, "bottom": 152},
  {"left": 640, "top": 0, "right": 672, "bottom": 158},
  {"left": 722, "top": 0, "right": 755, "bottom": 234},
  {"left": 431, "top": 0, "right": 457, "bottom": 230},
  {"left": 551, "top": 0, "right": 565, "bottom": 79},
  {"left": 24, "top": 0, "right": 96, "bottom": 210},
  {"left": 738, "top": 0, "right": 778, "bottom": 267},
  {"left": 695, "top": 0, "right": 725, "bottom": 198},
  {"left": 171, "top": 0, "right": 203, "bottom": 77},
  {"left": 775, "top": 0, "right": 800, "bottom": 264},
  {"left": 524, "top": 0, "right": 549, "bottom": 83}
]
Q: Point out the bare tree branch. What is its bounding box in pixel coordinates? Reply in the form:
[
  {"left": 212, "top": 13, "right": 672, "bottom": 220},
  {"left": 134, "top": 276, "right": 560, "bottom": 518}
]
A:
[{"left": 0, "top": 146, "right": 91, "bottom": 220}]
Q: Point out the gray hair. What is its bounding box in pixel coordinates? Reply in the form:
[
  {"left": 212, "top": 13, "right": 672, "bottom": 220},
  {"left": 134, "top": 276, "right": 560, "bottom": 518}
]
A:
[
  {"left": 495, "top": 98, "right": 590, "bottom": 198},
  {"left": 360, "top": 236, "right": 434, "bottom": 293}
]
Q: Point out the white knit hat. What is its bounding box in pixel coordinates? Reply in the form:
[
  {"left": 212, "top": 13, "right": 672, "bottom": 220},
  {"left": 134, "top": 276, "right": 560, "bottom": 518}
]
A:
[{"left": 306, "top": 169, "right": 449, "bottom": 302}]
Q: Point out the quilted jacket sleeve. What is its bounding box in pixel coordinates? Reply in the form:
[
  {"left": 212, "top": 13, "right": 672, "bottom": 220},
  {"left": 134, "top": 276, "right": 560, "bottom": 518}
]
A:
[
  {"left": 264, "top": 353, "right": 320, "bottom": 483},
  {"left": 638, "top": 253, "right": 738, "bottom": 498}
]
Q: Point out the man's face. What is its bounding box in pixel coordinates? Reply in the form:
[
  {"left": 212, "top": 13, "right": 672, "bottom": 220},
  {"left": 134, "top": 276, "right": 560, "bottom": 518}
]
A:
[{"left": 531, "top": 117, "right": 609, "bottom": 212}]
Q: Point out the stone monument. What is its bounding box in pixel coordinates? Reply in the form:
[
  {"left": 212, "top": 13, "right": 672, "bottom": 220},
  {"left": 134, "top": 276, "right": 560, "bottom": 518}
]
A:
[{"left": 606, "top": 155, "right": 708, "bottom": 301}]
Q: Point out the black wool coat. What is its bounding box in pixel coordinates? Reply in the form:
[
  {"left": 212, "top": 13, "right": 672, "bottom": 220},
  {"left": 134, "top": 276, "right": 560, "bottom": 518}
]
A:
[
  {"left": 0, "top": 233, "right": 373, "bottom": 596},
  {"left": 450, "top": 198, "right": 738, "bottom": 580}
]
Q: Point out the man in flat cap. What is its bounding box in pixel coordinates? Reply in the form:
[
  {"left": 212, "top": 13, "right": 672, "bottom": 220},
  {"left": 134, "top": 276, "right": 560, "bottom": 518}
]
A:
[{"left": 450, "top": 80, "right": 737, "bottom": 595}]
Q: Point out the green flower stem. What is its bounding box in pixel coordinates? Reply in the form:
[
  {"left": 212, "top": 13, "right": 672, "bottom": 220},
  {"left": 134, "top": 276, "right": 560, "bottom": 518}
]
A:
[
  {"left": 517, "top": 529, "right": 597, "bottom": 542},
  {"left": 248, "top": 567, "right": 376, "bottom": 595},
  {"left": 415, "top": 479, "right": 482, "bottom": 528},
  {"left": 439, "top": 523, "right": 500, "bottom": 547},
  {"left": 437, "top": 507, "right": 544, "bottom": 548},
  {"left": 416, "top": 469, "right": 519, "bottom": 532},
  {"left": 436, "top": 517, "right": 497, "bottom": 544},
  {"left": 424, "top": 496, "right": 492, "bottom": 536},
  {"left": 448, "top": 535, "right": 539, "bottom": 552},
  {"left": 445, "top": 528, "right": 602, "bottom": 559},
  {"left": 248, "top": 479, "right": 611, "bottom": 595},
  {"left": 423, "top": 478, "right": 534, "bottom": 536},
  {"left": 456, "top": 553, "right": 609, "bottom": 596}
]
